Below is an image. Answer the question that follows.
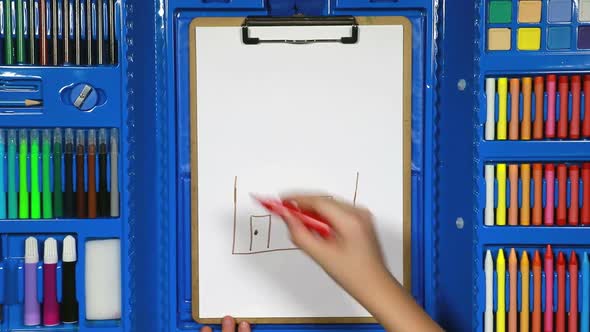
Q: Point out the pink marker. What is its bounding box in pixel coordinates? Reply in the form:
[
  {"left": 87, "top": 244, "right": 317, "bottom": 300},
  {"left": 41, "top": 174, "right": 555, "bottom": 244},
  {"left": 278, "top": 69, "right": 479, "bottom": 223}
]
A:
[
  {"left": 545, "top": 164, "right": 555, "bottom": 226},
  {"left": 545, "top": 245, "right": 554, "bottom": 332},
  {"left": 546, "top": 75, "right": 557, "bottom": 138},
  {"left": 43, "top": 238, "right": 60, "bottom": 326}
]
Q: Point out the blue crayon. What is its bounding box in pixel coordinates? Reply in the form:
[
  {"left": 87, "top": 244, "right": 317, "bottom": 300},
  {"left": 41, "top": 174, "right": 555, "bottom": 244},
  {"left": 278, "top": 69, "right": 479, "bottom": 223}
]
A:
[
  {"left": 583, "top": 253, "right": 590, "bottom": 331},
  {"left": 0, "top": 130, "right": 5, "bottom": 218}
]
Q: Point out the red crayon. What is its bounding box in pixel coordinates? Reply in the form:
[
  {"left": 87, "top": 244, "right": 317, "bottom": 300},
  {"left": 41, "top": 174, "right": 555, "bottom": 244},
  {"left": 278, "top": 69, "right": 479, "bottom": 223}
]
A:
[
  {"left": 545, "top": 164, "right": 556, "bottom": 226},
  {"left": 545, "top": 245, "right": 554, "bottom": 332},
  {"left": 583, "top": 163, "right": 590, "bottom": 225},
  {"left": 558, "top": 76, "right": 569, "bottom": 139},
  {"left": 556, "top": 252, "right": 566, "bottom": 332},
  {"left": 569, "top": 251, "right": 578, "bottom": 332},
  {"left": 570, "top": 76, "right": 581, "bottom": 139},
  {"left": 534, "top": 77, "right": 545, "bottom": 139},
  {"left": 583, "top": 75, "right": 590, "bottom": 138},
  {"left": 569, "top": 165, "right": 580, "bottom": 225},
  {"left": 546, "top": 75, "right": 557, "bottom": 138},
  {"left": 533, "top": 164, "right": 543, "bottom": 225},
  {"left": 557, "top": 164, "right": 567, "bottom": 226}
]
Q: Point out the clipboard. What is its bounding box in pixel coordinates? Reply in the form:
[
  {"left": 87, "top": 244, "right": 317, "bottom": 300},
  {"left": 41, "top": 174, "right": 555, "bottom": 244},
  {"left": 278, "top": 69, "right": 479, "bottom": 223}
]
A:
[{"left": 190, "top": 15, "right": 413, "bottom": 324}]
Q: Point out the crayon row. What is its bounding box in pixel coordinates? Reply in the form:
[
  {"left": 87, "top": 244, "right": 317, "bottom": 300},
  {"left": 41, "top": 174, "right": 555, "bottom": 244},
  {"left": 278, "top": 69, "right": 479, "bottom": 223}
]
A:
[
  {"left": 23, "top": 236, "right": 78, "bottom": 326},
  {"left": 484, "top": 163, "right": 590, "bottom": 226},
  {"left": 485, "top": 75, "right": 590, "bottom": 140},
  {"left": 0, "top": 128, "right": 119, "bottom": 220},
  {"left": 0, "top": 0, "right": 118, "bottom": 66},
  {"left": 484, "top": 246, "right": 589, "bottom": 332}
]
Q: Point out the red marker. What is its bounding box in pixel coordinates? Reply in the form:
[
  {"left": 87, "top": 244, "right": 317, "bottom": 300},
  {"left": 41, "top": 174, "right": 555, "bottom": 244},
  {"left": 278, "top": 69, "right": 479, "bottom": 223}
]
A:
[
  {"left": 545, "top": 164, "right": 555, "bottom": 226},
  {"left": 583, "top": 75, "right": 590, "bottom": 138},
  {"left": 569, "top": 251, "right": 579, "bottom": 332},
  {"left": 583, "top": 163, "right": 590, "bottom": 225},
  {"left": 546, "top": 75, "right": 557, "bottom": 138},
  {"left": 557, "top": 164, "right": 567, "bottom": 226},
  {"left": 558, "top": 76, "right": 569, "bottom": 139},
  {"left": 570, "top": 76, "right": 581, "bottom": 139},
  {"left": 556, "top": 252, "right": 566, "bottom": 332},
  {"left": 569, "top": 165, "right": 580, "bottom": 226},
  {"left": 253, "top": 196, "right": 331, "bottom": 237}
]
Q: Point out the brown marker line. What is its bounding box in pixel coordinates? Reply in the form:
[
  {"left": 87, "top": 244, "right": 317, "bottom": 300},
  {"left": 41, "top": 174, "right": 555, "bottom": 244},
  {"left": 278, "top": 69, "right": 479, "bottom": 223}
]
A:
[
  {"left": 232, "top": 248, "right": 300, "bottom": 256},
  {"left": 353, "top": 171, "right": 360, "bottom": 206},
  {"left": 232, "top": 176, "right": 237, "bottom": 254}
]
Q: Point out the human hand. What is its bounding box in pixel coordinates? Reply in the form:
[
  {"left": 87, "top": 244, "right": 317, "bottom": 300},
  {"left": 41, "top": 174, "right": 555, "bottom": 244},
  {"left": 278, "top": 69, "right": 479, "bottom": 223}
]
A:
[
  {"left": 280, "top": 195, "right": 392, "bottom": 302},
  {"left": 200, "top": 316, "right": 250, "bottom": 332}
]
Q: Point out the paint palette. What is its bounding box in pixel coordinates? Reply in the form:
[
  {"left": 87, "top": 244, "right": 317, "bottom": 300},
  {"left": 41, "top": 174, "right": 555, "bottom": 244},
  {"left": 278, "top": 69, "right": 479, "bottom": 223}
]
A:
[{"left": 487, "top": 0, "right": 590, "bottom": 51}]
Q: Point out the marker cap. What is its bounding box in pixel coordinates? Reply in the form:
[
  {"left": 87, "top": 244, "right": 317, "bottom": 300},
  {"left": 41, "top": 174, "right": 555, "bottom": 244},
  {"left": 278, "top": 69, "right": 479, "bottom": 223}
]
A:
[
  {"left": 43, "top": 238, "right": 58, "bottom": 264},
  {"left": 63, "top": 235, "right": 77, "bottom": 262},
  {"left": 25, "top": 237, "right": 39, "bottom": 264}
]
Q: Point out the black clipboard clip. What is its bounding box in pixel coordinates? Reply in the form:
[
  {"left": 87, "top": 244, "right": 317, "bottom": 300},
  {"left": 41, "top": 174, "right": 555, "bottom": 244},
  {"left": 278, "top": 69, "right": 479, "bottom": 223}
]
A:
[{"left": 242, "top": 16, "right": 359, "bottom": 45}]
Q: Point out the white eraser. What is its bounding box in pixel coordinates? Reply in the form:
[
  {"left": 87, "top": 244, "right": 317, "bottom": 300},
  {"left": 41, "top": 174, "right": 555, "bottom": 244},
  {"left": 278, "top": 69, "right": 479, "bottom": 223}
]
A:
[{"left": 85, "top": 239, "right": 121, "bottom": 320}]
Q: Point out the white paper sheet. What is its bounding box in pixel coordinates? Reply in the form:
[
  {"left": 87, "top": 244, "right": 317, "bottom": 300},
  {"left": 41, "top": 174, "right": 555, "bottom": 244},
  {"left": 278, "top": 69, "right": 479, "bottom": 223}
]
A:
[{"left": 194, "top": 22, "right": 408, "bottom": 320}]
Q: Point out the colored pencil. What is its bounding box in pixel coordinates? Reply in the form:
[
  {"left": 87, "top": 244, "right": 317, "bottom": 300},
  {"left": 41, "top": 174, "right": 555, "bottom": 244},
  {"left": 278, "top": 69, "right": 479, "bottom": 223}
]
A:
[
  {"left": 532, "top": 250, "right": 542, "bottom": 332},
  {"left": 4, "top": 0, "right": 14, "bottom": 64},
  {"left": 498, "top": 78, "right": 508, "bottom": 140},
  {"left": 569, "top": 251, "right": 578, "bottom": 332},
  {"left": 28, "top": 0, "right": 36, "bottom": 64},
  {"left": 485, "top": 250, "right": 494, "bottom": 332},
  {"left": 87, "top": 129, "right": 97, "bottom": 218},
  {"left": 0, "top": 99, "right": 43, "bottom": 107},
  {"left": 522, "top": 77, "right": 532, "bottom": 140},
  {"left": 497, "top": 163, "right": 507, "bottom": 226},
  {"left": 508, "top": 165, "right": 518, "bottom": 226},
  {"left": 582, "top": 253, "right": 590, "bottom": 331},
  {"left": 0, "top": 131, "right": 5, "bottom": 219},
  {"left": 521, "top": 251, "right": 530, "bottom": 332},
  {"left": 486, "top": 78, "right": 496, "bottom": 140},
  {"left": 568, "top": 165, "right": 579, "bottom": 225},
  {"left": 558, "top": 76, "right": 569, "bottom": 139},
  {"left": 545, "top": 245, "right": 554, "bottom": 332},
  {"left": 39, "top": 0, "right": 47, "bottom": 65},
  {"left": 497, "top": 249, "right": 506, "bottom": 332},
  {"left": 584, "top": 75, "right": 590, "bottom": 138},
  {"left": 30, "top": 130, "right": 40, "bottom": 219},
  {"left": 97, "top": 0, "right": 104, "bottom": 64},
  {"left": 110, "top": 128, "right": 119, "bottom": 217},
  {"left": 108, "top": 0, "right": 116, "bottom": 64},
  {"left": 86, "top": 0, "right": 93, "bottom": 65},
  {"left": 521, "top": 164, "right": 531, "bottom": 225},
  {"left": 533, "top": 77, "right": 544, "bottom": 139},
  {"left": 509, "top": 79, "right": 520, "bottom": 140},
  {"left": 556, "top": 252, "right": 566, "bottom": 332},
  {"left": 53, "top": 129, "right": 63, "bottom": 217},
  {"left": 75, "top": 0, "right": 81, "bottom": 65},
  {"left": 556, "top": 164, "right": 567, "bottom": 226},
  {"left": 64, "top": 129, "right": 75, "bottom": 217},
  {"left": 98, "top": 128, "right": 109, "bottom": 216},
  {"left": 7, "top": 130, "right": 17, "bottom": 219},
  {"left": 76, "top": 130, "right": 86, "bottom": 218},
  {"left": 545, "top": 164, "right": 555, "bottom": 226},
  {"left": 16, "top": 0, "right": 25, "bottom": 63},
  {"left": 508, "top": 249, "right": 517, "bottom": 332},
  {"left": 52, "top": 0, "right": 58, "bottom": 65},
  {"left": 571, "top": 75, "right": 581, "bottom": 139},
  {"left": 546, "top": 75, "right": 557, "bottom": 138},
  {"left": 533, "top": 164, "right": 543, "bottom": 225},
  {"left": 63, "top": 0, "right": 71, "bottom": 64},
  {"left": 583, "top": 163, "right": 590, "bottom": 225},
  {"left": 42, "top": 130, "right": 52, "bottom": 218}
]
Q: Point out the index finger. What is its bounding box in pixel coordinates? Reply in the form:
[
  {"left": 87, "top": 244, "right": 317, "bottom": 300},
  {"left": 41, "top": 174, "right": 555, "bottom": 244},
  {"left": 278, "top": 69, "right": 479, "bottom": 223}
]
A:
[{"left": 280, "top": 195, "right": 357, "bottom": 232}]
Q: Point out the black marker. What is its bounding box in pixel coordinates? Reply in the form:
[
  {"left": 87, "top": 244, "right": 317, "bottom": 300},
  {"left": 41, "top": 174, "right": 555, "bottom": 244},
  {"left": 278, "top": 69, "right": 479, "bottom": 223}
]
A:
[{"left": 61, "top": 235, "right": 79, "bottom": 323}]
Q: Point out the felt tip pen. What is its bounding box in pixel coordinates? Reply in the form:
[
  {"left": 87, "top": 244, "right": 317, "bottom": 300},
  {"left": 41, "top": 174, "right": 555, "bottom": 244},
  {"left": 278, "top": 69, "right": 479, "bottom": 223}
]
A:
[
  {"left": 98, "top": 129, "right": 109, "bottom": 216},
  {"left": 53, "top": 129, "right": 64, "bottom": 217},
  {"left": 19, "top": 129, "right": 29, "bottom": 219},
  {"left": 7, "top": 130, "right": 17, "bottom": 219},
  {"left": 110, "top": 128, "right": 119, "bottom": 217},
  {"left": 87, "top": 129, "right": 97, "bottom": 218},
  {"left": 43, "top": 238, "right": 60, "bottom": 326},
  {"left": 24, "top": 237, "right": 41, "bottom": 326},
  {"left": 64, "top": 129, "right": 75, "bottom": 217},
  {"left": 76, "top": 130, "right": 86, "bottom": 218},
  {"left": 62, "top": 235, "right": 79, "bottom": 323},
  {"left": 0, "top": 130, "right": 6, "bottom": 219},
  {"left": 30, "top": 130, "right": 41, "bottom": 219},
  {"left": 42, "top": 129, "right": 53, "bottom": 218}
]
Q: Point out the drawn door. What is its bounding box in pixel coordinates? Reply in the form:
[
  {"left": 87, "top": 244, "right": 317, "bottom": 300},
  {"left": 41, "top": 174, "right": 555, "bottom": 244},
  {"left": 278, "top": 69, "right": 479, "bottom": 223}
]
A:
[{"left": 249, "top": 215, "right": 272, "bottom": 252}]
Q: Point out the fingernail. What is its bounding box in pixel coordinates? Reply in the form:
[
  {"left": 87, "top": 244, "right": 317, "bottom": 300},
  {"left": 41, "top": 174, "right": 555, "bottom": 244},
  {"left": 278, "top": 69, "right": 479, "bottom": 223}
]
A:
[
  {"left": 238, "top": 321, "right": 250, "bottom": 332},
  {"left": 222, "top": 316, "right": 233, "bottom": 328}
]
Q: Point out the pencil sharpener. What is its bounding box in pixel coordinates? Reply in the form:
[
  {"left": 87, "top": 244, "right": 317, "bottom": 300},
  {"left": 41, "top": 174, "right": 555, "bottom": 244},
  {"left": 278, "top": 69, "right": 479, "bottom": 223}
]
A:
[{"left": 61, "top": 83, "right": 107, "bottom": 111}]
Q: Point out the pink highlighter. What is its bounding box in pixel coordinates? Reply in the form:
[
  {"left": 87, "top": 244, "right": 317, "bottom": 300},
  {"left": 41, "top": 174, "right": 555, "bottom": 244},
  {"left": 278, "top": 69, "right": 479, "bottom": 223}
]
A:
[{"left": 253, "top": 195, "right": 331, "bottom": 238}]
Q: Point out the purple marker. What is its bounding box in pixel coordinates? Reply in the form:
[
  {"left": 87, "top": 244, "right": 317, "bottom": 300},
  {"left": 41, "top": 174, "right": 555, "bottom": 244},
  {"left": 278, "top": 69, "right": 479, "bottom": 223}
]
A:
[
  {"left": 24, "top": 237, "right": 40, "bottom": 326},
  {"left": 43, "top": 238, "right": 60, "bottom": 326}
]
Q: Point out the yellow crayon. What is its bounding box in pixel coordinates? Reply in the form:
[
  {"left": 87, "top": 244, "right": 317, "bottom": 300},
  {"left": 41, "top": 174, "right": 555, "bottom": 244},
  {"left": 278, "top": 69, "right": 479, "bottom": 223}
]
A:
[
  {"left": 496, "top": 164, "right": 507, "bottom": 226},
  {"left": 497, "top": 78, "right": 508, "bottom": 140},
  {"left": 497, "top": 249, "right": 506, "bottom": 332}
]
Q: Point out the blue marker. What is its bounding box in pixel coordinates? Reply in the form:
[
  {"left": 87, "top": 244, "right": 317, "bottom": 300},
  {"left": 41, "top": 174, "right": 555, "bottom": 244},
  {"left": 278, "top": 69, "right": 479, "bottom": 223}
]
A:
[
  {"left": 0, "top": 130, "right": 5, "bottom": 218},
  {"left": 583, "top": 252, "right": 590, "bottom": 331}
]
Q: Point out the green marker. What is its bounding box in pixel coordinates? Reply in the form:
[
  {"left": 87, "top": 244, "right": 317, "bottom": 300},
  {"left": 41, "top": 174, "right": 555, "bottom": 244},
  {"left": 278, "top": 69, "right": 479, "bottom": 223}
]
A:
[
  {"left": 30, "top": 129, "right": 40, "bottom": 219},
  {"left": 19, "top": 129, "right": 29, "bottom": 219},
  {"left": 42, "top": 129, "right": 52, "bottom": 218},
  {"left": 53, "top": 128, "right": 63, "bottom": 217},
  {"left": 4, "top": 0, "right": 14, "bottom": 64},
  {"left": 7, "top": 130, "right": 17, "bottom": 219},
  {"left": 16, "top": 0, "right": 24, "bottom": 63}
]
